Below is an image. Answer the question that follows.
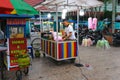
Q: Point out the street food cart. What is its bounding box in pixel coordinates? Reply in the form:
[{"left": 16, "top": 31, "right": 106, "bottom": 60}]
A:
[
  {"left": 0, "top": 14, "right": 31, "bottom": 80},
  {"left": 40, "top": 9, "right": 78, "bottom": 63}
]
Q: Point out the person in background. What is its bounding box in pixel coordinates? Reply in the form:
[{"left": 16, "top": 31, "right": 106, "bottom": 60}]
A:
[
  {"left": 0, "top": 30, "right": 5, "bottom": 45},
  {"left": 31, "top": 26, "right": 35, "bottom": 32},
  {"left": 62, "top": 19, "right": 76, "bottom": 40}
]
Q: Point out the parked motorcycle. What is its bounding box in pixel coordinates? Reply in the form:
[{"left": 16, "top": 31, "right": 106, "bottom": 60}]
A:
[
  {"left": 79, "top": 27, "right": 103, "bottom": 45},
  {"left": 112, "top": 31, "right": 120, "bottom": 47}
]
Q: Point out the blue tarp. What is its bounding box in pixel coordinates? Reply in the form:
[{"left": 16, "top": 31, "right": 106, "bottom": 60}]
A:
[
  {"left": 97, "top": 21, "right": 111, "bottom": 30},
  {"left": 0, "top": 14, "right": 33, "bottom": 18},
  {"left": 115, "top": 22, "right": 120, "bottom": 29}
]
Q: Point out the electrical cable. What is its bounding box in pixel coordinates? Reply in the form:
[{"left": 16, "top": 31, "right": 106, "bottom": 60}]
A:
[
  {"left": 78, "top": 67, "right": 89, "bottom": 80},
  {"left": 74, "top": 47, "right": 89, "bottom": 80}
]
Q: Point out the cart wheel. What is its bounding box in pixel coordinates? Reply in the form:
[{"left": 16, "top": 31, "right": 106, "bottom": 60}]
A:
[
  {"left": 56, "top": 62, "right": 62, "bottom": 65},
  {"left": 31, "top": 38, "right": 41, "bottom": 50},
  {"left": 43, "top": 53, "right": 46, "bottom": 57},
  {"left": 16, "top": 70, "right": 22, "bottom": 80},
  {"left": 55, "top": 61, "right": 62, "bottom": 65},
  {"left": 23, "top": 67, "right": 29, "bottom": 76},
  {"left": 70, "top": 58, "right": 76, "bottom": 63}
]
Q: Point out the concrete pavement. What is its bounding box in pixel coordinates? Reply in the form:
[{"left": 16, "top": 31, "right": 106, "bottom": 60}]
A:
[{"left": 2, "top": 46, "right": 120, "bottom": 80}]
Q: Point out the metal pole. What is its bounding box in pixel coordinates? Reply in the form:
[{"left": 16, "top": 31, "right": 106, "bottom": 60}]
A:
[
  {"left": 74, "top": 6, "right": 83, "bottom": 67},
  {"left": 56, "top": 4, "right": 59, "bottom": 59},
  {"left": 42, "top": 14, "right": 43, "bottom": 32},
  {"left": 41, "top": 12, "right": 43, "bottom": 32},
  {"left": 67, "top": 0, "right": 68, "bottom": 5},
  {"left": 77, "top": 6, "right": 80, "bottom": 63},
  {"left": 112, "top": 0, "right": 116, "bottom": 33},
  {"left": 40, "top": 4, "right": 102, "bottom": 8},
  {"left": 39, "top": 11, "right": 41, "bottom": 32},
  {"left": 56, "top": 5, "right": 58, "bottom": 41},
  {"left": 28, "top": 20, "right": 31, "bottom": 40}
]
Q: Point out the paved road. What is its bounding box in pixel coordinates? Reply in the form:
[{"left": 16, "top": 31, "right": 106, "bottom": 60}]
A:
[{"left": 2, "top": 46, "right": 120, "bottom": 80}]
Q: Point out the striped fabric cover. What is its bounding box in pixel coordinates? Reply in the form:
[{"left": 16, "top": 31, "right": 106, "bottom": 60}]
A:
[
  {"left": 58, "top": 42, "right": 78, "bottom": 59},
  {"left": 41, "top": 39, "right": 78, "bottom": 60}
]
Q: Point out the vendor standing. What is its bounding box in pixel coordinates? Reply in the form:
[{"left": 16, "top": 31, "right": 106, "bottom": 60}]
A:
[{"left": 62, "top": 19, "right": 76, "bottom": 40}]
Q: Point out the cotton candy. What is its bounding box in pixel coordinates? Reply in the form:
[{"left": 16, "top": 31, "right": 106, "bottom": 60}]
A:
[
  {"left": 88, "top": 17, "right": 93, "bottom": 29},
  {"left": 96, "top": 39, "right": 110, "bottom": 49},
  {"left": 92, "top": 18, "right": 97, "bottom": 31},
  {"left": 82, "top": 38, "right": 93, "bottom": 47}
]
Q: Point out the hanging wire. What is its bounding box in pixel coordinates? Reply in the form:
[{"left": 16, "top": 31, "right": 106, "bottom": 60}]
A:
[
  {"left": 88, "top": 8, "right": 92, "bottom": 17},
  {"left": 87, "top": 8, "right": 89, "bottom": 17}
]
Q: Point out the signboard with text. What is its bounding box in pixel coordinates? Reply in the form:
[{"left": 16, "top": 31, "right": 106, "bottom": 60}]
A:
[{"left": 7, "top": 38, "right": 27, "bottom": 70}]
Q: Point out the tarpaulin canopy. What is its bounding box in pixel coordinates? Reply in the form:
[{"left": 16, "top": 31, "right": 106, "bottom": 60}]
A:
[
  {"left": 0, "top": 0, "right": 39, "bottom": 15},
  {"left": 35, "top": 0, "right": 103, "bottom": 12},
  {"left": 24, "top": 0, "right": 44, "bottom": 6},
  {"left": 0, "top": 0, "right": 13, "bottom": 14},
  {"left": 10, "top": 0, "right": 39, "bottom": 15}
]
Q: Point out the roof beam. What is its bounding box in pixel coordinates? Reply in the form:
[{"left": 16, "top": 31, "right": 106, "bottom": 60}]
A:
[{"left": 35, "top": 0, "right": 56, "bottom": 8}]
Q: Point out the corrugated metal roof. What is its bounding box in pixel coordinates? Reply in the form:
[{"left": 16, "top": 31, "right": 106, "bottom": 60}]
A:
[{"left": 24, "top": 0, "right": 44, "bottom": 6}]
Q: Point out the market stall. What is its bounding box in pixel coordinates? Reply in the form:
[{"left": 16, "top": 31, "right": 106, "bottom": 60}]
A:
[
  {"left": 39, "top": 7, "right": 78, "bottom": 62},
  {"left": 37, "top": 0, "right": 103, "bottom": 63},
  {"left": 0, "top": 15, "right": 32, "bottom": 80},
  {"left": 0, "top": 0, "right": 39, "bottom": 79}
]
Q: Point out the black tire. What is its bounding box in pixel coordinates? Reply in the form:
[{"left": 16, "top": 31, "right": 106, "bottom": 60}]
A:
[
  {"left": 54, "top": 61, "right": 62, "bottom": 65},
  {"left": 16, "top": 70, "right": 22, "bottom": 80},
  {"left": 43, "top": 53, "right": 46, "bottom": 58},
  {"left": 112, "top": 41, "right": 118, "bottom": 47},
  {"left": 56, "top": 61, "right": 62, "bottom": 65},
  {"left": 23, "top": 67, "right": 29, "bottom": 76},
  {"left": 70, "top": 58, "right": 76, "bottom": 63}
]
